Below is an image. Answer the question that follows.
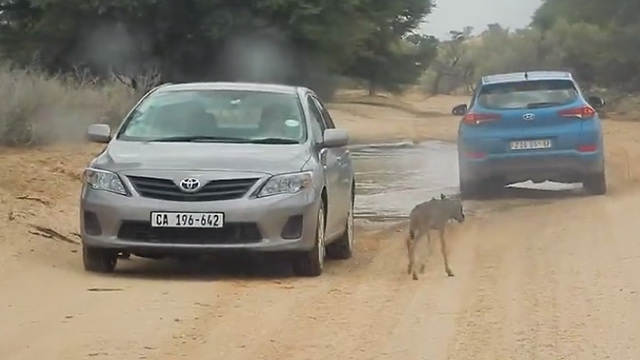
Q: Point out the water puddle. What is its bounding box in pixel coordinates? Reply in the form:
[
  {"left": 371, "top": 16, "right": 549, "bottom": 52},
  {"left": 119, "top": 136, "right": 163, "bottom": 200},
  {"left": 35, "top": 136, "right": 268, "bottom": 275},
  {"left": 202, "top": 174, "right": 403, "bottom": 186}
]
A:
[
  {"left": 350, "top": 141, "right": 583, "bottom": 221},
  {"left": 351, "top": 140, "right": 459, "bottom": 220}
]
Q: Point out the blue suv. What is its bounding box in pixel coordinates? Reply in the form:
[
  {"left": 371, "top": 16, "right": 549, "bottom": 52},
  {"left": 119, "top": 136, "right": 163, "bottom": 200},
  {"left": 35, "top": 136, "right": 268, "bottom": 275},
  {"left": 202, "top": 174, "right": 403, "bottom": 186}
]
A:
[{"left": 453, "top": 71, "right": 607, "bottom": 198}]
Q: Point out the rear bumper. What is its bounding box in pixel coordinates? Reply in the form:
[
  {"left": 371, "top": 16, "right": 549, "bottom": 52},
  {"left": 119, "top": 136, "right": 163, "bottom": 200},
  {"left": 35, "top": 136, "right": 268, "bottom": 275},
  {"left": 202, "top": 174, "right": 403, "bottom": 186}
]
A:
[{"left": 460, "top": 151, "right": 604, "bottom": 184}]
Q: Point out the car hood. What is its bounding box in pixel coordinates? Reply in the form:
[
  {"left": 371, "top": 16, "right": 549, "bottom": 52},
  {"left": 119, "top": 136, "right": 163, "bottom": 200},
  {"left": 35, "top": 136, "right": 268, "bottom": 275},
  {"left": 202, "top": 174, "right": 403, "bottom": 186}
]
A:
[{"left": 92, "top": 141, "right": 312, "bottom": 175}]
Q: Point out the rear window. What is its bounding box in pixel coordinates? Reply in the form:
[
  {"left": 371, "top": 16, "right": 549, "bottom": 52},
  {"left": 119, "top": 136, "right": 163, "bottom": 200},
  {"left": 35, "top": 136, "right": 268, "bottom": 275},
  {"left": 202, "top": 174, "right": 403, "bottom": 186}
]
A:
[{"left": 477, "top": 79, "right": 578, "bottom": 110}]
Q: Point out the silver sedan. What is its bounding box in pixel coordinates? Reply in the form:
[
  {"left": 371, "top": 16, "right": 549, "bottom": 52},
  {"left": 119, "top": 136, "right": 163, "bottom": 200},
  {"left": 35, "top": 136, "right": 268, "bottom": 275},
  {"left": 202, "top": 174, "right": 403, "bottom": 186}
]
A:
[{"left": 80, "top": 82, "right": 355, "bottom": 277}]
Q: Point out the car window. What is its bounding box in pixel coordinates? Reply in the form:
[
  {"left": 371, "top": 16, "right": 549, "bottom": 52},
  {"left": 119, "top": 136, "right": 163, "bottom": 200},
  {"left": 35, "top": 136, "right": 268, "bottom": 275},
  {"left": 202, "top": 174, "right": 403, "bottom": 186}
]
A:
[
  {"left": 312, "top": 96, "right": 335, "bottom": 129},
  {"left": 117, "top": 89, "right": 306, "bottom": 142},
  {"left": 477, "top": 79, "right": 579, "bottom": 110},
  {"left": 306, "top": 96, "right": 325, "bottom": 142}
]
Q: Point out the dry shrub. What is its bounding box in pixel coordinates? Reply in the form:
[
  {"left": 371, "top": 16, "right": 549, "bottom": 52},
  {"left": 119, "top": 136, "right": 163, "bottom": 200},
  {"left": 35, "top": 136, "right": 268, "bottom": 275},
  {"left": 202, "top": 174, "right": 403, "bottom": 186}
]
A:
[
  {"left": 0, "top": 65, "right": 135, "bottom": 147},
  {"left": 605, "top": 95, "right": 640, "bottom": 121}
]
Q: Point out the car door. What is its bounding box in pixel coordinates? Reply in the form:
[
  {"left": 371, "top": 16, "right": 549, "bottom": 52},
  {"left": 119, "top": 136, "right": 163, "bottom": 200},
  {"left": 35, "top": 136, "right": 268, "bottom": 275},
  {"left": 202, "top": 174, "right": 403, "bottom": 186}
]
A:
[
  {"left": 305, "top": 95, "right": 342, "bottom": 237},
  {"left": 312, "top": 95, "right": 352, "bottom": 226}
]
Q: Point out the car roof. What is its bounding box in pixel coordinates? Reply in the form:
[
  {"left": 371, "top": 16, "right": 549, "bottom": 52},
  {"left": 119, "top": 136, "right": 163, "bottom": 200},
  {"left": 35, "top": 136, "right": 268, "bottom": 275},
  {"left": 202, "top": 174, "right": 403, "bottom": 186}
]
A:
[
  {"left": 481, "top": 71, "right": 573, "bottom": 85},
  {"left": 154, "top": 82, "right": 304, "bottom": 95}
]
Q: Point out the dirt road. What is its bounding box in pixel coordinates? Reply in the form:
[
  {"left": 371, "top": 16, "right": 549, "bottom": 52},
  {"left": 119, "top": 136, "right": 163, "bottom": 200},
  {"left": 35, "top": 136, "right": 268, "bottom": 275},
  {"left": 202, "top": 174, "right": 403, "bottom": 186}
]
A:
[{"left": 1, "top": 94, "right": 640, "bottom": 359}]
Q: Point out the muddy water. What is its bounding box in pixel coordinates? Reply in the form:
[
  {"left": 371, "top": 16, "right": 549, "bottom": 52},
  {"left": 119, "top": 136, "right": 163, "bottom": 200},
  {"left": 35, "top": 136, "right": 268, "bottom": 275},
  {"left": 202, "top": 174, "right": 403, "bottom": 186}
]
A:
[
  {"left": 351, "top": 141, "right": 459, "bottom": 220},
  {"left": 350, "top": 141, "right": 583, "bottom": 220}
]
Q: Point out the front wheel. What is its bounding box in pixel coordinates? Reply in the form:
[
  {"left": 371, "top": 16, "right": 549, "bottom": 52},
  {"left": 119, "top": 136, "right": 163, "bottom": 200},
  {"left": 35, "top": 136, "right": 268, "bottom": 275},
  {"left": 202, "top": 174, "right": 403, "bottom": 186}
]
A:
[
  {"left": 326, "top": 197, "right": 354, "bottom": 260},
  {"left": 83, "top": 245, "right": 117, "bottom": 273},
  {"left": 583, "top": 170, "right": 607, "bottom": 195},
  {"left": 292, "top": 201, "right": 326, "bottom": 277}
]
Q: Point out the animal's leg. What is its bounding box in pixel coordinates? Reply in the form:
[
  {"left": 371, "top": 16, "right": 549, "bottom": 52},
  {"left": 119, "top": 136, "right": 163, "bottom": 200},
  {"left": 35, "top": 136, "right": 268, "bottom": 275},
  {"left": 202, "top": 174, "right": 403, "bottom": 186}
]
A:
[
  {"left": 407, "top": 230, "right": 420, "bottom": 275},
  {"left": 410, "top": 232, "right": 423, "bottom": 280},
  {"left": 419, "top": 230, "right": 431, "bottom": 274},
  {"left": 406, "top": 235, "right": 414, "bottom": 275},
  {"left": 439, "top": 229, "right": 454, "bottom": 276}
]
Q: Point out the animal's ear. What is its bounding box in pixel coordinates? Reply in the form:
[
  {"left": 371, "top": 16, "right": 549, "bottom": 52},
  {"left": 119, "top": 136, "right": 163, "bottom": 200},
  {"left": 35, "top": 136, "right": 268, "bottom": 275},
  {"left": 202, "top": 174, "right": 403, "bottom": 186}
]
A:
[{"left": 440, "top": 193, "right": 446, "bottom": 199}]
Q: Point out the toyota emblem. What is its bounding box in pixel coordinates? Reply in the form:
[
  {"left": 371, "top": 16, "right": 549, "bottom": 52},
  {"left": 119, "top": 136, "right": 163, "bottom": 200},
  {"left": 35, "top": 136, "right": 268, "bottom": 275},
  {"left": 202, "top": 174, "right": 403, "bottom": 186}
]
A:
[
  {"left": 179, "top": 178, "right": 201, "bottom": 192},
  {"left": 522, "top": 113, "right": 535, "bottom": 120}
]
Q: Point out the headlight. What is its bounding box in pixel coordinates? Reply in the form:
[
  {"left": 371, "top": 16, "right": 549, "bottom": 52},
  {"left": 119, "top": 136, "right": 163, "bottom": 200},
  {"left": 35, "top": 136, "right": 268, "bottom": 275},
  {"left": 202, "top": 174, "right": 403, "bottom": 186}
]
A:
[
  {"left": 257, "top": 171, "right": 313, "bottom": 197},
  {"left": 82, "top": 168, "right": 128, "bottom": 195}
]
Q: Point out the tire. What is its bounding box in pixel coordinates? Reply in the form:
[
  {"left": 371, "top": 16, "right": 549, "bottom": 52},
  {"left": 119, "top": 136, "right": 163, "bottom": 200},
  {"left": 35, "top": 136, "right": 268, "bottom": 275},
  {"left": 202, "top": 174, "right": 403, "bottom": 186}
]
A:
[
  {"left": 292, "top": 200, "right": 326, "bottom": 277},
  {"left": 583, "top": 170, "right": 607, "bottom": 195},
  {"left": 458, "top": 158, "right": 478, "bottom": 199},
  {"left": 459, "top": 176, "right": 478, "bottom": 199},
  {"left": 326, "top": 196, "right": 354, "bottom": 260},
  {"left": 83, "top": 245, "right": 117, "bottom": 273},
  {"left": 479, "top": 178, "right": 505, "bottom": 195}
]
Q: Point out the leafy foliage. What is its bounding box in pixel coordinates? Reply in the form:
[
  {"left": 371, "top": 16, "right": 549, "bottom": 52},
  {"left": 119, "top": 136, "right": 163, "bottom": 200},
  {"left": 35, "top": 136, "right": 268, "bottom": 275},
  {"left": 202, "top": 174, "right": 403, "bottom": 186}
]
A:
[
  {"left": 0, "top": 0, "right": 437, "bottom": 97},
  {"left": 424, "top": 0, "right": 640, "bottom": 94}
]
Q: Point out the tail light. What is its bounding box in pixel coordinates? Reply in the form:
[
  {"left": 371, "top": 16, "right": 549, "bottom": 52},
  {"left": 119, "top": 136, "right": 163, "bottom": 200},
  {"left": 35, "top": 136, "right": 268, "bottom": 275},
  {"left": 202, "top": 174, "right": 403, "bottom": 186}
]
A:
[
  {"left": 577, "top": 144, "right": 597, "bottom": 152},
  {"left": 557, "top": 105, "right": 595, "bottom": 119},
  {"left": 462, "top": 112, "right": 501, "bottom": 125},
  {"left": 465, "top": 151, "right": 486, "bottom": 159}
]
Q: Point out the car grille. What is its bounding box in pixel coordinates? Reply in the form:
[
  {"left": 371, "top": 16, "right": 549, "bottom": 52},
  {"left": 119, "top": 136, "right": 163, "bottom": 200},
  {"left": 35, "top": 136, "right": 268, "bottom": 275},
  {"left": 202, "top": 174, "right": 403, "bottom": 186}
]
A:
[
  {"left": 117, "top": 221, "right": 262, "bottom": 244},
  {"left": 127, "top": 176, "right": 259, "bottom": 201}
]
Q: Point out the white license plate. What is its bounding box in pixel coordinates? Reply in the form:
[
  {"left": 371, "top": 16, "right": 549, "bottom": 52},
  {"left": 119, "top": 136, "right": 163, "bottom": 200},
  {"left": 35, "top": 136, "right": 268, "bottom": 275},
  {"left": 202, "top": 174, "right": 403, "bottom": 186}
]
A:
[
  {"left": 150, "top": 212, "right": 224, "bottom": 228},
  {"left": 510, "top": 139, "right": 552, "bottom": 150}
]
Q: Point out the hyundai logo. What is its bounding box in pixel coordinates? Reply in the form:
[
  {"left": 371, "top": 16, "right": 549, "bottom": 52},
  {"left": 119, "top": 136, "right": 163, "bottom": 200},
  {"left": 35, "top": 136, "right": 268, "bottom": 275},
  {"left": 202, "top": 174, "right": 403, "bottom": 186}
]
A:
[
  {"left": 523, "top": 113, "right": 535, "bottom": 120},
  {"left": 179, "top": 177, "right": 201, "bottom": 192}
]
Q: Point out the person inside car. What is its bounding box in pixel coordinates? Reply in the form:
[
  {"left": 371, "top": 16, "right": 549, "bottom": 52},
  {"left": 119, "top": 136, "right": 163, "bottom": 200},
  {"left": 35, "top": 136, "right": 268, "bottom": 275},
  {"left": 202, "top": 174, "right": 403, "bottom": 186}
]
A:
[{"left": 259, "top": 103, "right": 291, "bottom": 138}]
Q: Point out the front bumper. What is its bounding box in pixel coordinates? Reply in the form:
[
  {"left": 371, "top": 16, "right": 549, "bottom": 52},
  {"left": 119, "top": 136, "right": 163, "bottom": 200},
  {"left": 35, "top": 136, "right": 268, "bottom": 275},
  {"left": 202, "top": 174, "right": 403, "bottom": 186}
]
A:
[{"left": 80, "top": 186, "right": 321, "bottom": 254}]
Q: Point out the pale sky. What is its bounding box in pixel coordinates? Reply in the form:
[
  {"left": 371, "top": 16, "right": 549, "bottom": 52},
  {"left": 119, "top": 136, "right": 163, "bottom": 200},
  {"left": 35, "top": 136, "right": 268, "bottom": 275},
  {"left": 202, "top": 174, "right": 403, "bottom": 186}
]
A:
[{"left": 420, "top": 0, "right": 544, "bottom": 39}]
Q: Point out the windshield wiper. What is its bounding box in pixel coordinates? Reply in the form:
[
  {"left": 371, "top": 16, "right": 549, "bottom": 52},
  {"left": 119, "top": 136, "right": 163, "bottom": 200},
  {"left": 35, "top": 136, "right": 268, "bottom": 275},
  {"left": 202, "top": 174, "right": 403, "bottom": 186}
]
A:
[
  {"left": 526, "top": 101, "right": 562, "bottom": 109},
  {"left": 247, "top": 137, "right": 299, "bottom": 144},
  {"left": 144, "top": 135, "right": 248, "bottom": 143}
]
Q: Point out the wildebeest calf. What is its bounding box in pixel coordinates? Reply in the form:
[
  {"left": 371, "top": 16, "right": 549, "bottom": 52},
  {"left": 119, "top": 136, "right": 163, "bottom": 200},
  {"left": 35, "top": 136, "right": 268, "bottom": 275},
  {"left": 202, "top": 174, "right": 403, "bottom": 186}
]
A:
[{"left": 406, "top": 193, "right": 465, "bottom": 280}]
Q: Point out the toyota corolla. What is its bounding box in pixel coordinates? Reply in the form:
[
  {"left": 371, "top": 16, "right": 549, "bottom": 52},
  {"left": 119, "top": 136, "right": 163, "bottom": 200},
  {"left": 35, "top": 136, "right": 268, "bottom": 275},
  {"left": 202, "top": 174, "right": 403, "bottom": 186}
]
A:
[{"left": 80, "top": 82, "right": 355, "bottom": 277}]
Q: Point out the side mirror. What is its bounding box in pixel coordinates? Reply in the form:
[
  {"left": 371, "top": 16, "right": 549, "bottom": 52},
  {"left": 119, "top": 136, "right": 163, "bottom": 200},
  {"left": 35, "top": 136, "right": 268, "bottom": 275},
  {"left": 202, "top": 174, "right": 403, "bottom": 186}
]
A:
[
  {"left": 322, "top": 129, "right": 349, "bottom": 147},
  {"left": 587, "top": 96, "right": 605, "bottom": 109},
  {"left": 451, "top": 104, "right": 468, "bottom": 115},
  {"left": 86, "top": 124, "right": 111, "bottom": 143}
]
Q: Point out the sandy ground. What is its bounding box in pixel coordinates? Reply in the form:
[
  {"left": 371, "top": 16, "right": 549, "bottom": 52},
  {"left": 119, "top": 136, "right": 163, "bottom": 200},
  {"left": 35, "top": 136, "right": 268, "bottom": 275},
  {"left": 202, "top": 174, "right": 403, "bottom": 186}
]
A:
[{"left": 2, "top": 92, "right": 640, "bottom": 359}]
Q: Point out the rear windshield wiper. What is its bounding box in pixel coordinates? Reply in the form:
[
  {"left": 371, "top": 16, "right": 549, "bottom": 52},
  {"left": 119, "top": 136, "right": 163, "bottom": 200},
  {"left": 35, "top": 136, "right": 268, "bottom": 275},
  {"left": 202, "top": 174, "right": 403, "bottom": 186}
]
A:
[
  {"left": 144, "top": 135, "right": 248, "bottom": 143},
  {"left": 526, "top": 101, "right": 563, "bottom": 109},
  {"left": 247, "top": 137, "right": 300, "bottom": 144}
]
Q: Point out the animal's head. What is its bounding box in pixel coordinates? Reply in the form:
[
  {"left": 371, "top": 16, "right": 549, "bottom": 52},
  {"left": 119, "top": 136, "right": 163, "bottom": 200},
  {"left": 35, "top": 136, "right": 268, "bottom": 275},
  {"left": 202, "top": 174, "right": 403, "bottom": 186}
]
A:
[{"left": 440, "top": 194, "right": 465, "bottom": 223}]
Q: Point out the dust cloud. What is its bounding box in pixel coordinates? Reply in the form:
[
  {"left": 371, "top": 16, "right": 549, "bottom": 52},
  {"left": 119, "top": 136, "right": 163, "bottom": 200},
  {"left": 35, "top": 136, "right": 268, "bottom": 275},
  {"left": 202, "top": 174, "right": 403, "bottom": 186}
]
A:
[
  {"left": 216, "top": 29, "right": 298, "bottom": 84},
  {"left": 15, "top": 21, "right": 314, "bottom": 146},
  {"left": 76, "top": 22, "right": 156, "bottom": 76}
]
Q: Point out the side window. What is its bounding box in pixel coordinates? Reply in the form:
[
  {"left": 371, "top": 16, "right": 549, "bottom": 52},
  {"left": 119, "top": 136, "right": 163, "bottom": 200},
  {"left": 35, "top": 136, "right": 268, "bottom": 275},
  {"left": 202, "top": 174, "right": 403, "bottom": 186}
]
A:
[
  {"left": 312, "top": 96, "right": 335, "bottom": 129},
  {"left": 306, "top": 96, "right": 325, "bottom": 141}
]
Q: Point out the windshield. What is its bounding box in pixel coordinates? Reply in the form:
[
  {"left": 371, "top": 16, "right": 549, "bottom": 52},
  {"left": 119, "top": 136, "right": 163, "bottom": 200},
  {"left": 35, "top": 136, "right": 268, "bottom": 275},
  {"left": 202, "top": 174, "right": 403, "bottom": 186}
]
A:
[
  {"left": 477, "top": 79, "right": 579, "bottom": 110},
  {"left": 116, "top": 89, "right": 306, "bottom": 143}
]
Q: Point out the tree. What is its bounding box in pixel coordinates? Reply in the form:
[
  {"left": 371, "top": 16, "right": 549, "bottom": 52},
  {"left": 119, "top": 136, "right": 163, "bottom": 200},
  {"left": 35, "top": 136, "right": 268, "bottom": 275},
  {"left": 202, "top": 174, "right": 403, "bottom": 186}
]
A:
[
  {"left": 426, "top": 27, "right": 473, "bottom": 94},
  {"left": 531, "top": 0, "right": 640, "bottom": 91},
  {"left": 0, "top": 0, "right": 437, "bottom": 97},
  {"left": 341, "top": 0, "right": 437, "bottom": 94}
]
